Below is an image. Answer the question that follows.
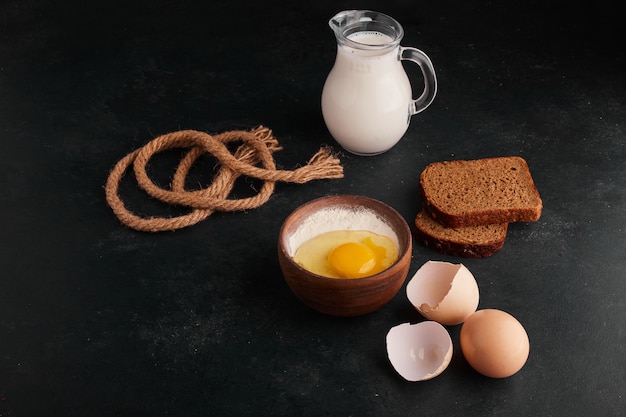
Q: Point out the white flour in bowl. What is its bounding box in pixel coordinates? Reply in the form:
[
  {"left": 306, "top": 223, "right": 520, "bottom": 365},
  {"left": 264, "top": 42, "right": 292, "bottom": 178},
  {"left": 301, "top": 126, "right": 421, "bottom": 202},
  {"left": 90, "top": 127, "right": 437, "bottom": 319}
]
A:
[{"left": 286, "top": 206, "right": 399, "bottom": 257}]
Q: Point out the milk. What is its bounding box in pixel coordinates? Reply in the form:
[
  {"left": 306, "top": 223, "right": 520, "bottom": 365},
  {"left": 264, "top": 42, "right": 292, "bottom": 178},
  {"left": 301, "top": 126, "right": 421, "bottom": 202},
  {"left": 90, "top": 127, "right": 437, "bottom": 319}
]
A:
[{"left": 321, "top": 31, "right": 413, "bottom": 155}]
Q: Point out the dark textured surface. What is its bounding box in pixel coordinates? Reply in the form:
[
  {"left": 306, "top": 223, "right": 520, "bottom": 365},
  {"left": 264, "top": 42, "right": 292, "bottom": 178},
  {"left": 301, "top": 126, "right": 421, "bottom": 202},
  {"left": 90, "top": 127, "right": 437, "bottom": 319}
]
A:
[{"left": 1, "top": 0, "right": 625, "bottom": 415}]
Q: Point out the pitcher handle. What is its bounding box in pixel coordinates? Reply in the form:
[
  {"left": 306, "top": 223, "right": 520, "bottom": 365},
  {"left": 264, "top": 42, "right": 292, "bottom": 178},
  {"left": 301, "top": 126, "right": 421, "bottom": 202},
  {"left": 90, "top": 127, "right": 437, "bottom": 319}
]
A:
[{"left": 400, "top": 46, "right": 438, "bottom": 115}]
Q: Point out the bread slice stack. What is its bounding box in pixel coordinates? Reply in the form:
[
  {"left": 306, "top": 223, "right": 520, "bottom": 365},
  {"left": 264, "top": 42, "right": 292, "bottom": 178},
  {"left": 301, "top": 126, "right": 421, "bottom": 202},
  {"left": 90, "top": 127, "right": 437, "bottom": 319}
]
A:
[{"left": 414, "top": 156, "right": 542, "bottom": 258}]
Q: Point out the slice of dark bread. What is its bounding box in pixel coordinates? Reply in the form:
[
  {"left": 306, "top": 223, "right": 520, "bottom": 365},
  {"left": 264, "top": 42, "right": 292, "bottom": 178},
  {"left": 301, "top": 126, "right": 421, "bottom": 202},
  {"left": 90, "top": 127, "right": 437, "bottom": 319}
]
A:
[
  {"left": 414, "top": 209, "right": 508, "bottom": 258},
  {"left": 419, "top": 156, "right": 542, "bottom": 228}
]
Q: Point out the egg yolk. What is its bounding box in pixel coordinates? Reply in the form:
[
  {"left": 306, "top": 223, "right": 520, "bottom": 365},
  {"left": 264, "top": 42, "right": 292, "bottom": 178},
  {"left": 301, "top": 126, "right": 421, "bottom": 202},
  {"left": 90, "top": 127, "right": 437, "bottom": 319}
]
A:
[
  {"left": 328, "top": 237, "right": 387, "bottom": 278},
  {"left": 328, "top": 242, "right": 375, "bottom": 277}
]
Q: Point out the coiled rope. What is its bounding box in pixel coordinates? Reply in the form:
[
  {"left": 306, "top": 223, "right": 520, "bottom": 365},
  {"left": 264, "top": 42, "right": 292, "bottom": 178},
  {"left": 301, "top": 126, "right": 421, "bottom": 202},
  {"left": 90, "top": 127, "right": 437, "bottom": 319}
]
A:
[{"left": 105, "top": 126, "right": 344, "bottom": 232}]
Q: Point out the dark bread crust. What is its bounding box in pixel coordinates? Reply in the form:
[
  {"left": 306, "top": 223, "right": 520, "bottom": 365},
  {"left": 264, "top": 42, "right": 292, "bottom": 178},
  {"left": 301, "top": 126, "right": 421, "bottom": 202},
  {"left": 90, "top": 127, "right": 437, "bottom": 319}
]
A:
[
  {"left": 414, "top": 210, "right": 508, "bottom": 258},
  {"left": 419, "top": 156, "right": 542, "bottom": 228}
]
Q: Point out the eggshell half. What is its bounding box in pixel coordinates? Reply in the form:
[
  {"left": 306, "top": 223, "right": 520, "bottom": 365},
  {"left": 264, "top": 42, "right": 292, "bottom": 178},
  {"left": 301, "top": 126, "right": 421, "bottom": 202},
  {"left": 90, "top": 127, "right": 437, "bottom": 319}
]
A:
[
  {"left": 386, "top": 321, "right": 453, "bottom": 381},
  {"left": 406, "top": 261, "right": 479, "bottom": 325}
]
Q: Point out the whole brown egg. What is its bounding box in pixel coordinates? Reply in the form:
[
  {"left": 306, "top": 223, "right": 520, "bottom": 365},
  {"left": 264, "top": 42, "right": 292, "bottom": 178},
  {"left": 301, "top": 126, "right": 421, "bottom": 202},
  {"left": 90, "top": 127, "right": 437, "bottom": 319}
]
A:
[{"left": 460, "top": 309, "right": 530, "bottom": 378}]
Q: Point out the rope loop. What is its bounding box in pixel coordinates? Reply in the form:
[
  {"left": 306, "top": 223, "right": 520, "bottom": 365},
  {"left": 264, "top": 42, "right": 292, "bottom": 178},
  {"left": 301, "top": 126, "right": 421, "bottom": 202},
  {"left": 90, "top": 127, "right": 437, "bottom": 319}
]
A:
[{"left": 104, "top": 126, "right": 343, "bottom": 232}]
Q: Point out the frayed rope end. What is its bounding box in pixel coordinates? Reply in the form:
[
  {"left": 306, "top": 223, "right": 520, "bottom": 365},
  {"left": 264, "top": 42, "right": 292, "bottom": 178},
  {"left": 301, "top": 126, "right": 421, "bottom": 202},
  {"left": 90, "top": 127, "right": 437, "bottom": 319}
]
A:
[{"left": 293, "top": 146, "right": 344, "bottom": 183}]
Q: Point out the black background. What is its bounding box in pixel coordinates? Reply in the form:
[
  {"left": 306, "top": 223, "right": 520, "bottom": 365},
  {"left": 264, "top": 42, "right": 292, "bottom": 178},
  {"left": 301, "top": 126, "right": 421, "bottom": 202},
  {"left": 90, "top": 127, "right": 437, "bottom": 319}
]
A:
[{"left": 1, "top": 0, "right": 625, "bottom": 415}]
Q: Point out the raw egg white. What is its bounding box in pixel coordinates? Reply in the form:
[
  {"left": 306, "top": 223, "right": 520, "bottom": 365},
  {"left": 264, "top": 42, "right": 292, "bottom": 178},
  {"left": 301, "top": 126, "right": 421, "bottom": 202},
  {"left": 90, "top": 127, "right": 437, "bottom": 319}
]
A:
[
  {"left": 406, "top": 261, "right": 479, "bottom": 325},
  {"left": 460, "top": 309, "right": 530, "bottom": 378},
  {"left": 386, "top": 321, "right": 453, "bottom": 381},
  {"left": 293, "top": 230, "right": 398, "bottom": 279}
]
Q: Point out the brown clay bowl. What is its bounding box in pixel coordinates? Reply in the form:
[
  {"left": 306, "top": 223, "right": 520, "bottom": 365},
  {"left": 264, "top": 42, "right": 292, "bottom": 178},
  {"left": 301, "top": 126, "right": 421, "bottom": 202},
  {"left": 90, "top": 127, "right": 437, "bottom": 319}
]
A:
[{"left": 278, "top": 195, "right": 412, "bottom": 317}]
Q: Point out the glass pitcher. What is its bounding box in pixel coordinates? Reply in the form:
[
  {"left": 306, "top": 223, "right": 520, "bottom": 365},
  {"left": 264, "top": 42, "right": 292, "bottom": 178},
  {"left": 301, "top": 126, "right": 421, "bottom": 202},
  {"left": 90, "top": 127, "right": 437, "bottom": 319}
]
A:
[{"left": 321, "top": 10, "right": 437, "bottom": 155}]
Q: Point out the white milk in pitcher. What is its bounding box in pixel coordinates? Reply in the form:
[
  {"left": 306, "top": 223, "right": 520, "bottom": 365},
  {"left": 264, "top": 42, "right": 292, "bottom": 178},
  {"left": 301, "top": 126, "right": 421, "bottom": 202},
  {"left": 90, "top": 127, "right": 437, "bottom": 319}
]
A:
[{"left": 321, "top": 31, "right": 413, "bottom": 155}]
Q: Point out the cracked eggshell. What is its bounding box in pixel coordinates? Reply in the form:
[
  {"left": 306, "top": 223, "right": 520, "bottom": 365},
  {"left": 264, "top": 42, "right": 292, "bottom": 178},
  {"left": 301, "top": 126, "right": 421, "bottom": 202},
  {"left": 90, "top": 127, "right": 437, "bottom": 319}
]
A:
[
  {"left": 386, "top": 321, "right": 453, "bottom": 381},
  {"left": 406, "top": 261, "right": 479, "bottom": 325}
]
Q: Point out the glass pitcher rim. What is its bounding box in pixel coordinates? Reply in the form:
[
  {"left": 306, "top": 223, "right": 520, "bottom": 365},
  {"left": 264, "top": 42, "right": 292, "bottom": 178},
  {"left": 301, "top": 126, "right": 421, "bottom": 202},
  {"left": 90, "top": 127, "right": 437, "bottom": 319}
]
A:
[{"left": 329, "top": 10, "right": 404, "bottom": 51}]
